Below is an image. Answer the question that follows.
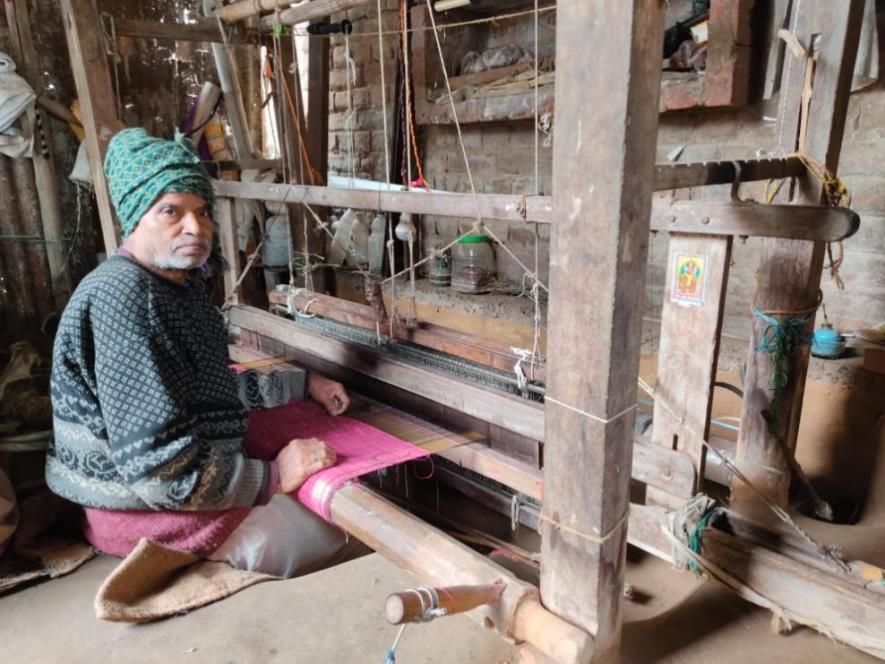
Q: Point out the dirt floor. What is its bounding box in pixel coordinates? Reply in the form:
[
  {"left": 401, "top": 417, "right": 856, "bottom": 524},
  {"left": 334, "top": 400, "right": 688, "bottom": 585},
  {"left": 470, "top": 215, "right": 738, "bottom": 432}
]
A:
[{"left": 0, "top": 546, "right": 877, "bottom": 664}]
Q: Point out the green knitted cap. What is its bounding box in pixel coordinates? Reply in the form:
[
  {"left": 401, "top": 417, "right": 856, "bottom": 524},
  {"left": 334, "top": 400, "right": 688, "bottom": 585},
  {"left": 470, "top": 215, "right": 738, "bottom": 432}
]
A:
[{"left": 104, "top": 128, "right": 215, "bottom": 237}]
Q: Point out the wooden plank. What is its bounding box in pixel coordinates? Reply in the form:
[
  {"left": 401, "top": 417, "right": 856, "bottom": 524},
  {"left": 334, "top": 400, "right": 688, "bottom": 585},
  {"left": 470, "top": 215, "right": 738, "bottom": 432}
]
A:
[
  {"left": 5, "top": 0, "right": 72, "bottom": 305},
  {"left": 652, "top": 200, "right": 858, "bottom": 242},
  {"left": 214, "top": 178, "right": 859, "bottom": 241},
  {"left": 448, "top": 62, "right": 534, "bottom": 89},
  {"left": 734, "top": 0, "right": 865, "bottom": 511},
  {"left": 216, "top": 197, "right": 241, "bottom": 305},
  {"left": 60, "top": 0, "right": 121, "bottom": 253},
  {"left": 540, "top": 2, "right": 664, "bottom": 657},
  {"left": 653, "top": 157, "right": 802, "bottom": 190},
  {"left": 704, "top": 0, "right": 753, "bottom": 107},
  {"left": 650, "top": 234, "right": 731, "bottom": 500},
  {"left": 330, "top": 484, "right": 595, "bottom": 664},
  {"left": 257, "top": 0, "right": 371, "bottom": 30},
  {"left": 112, "top": 17, "right": 254, "bottom": 44}
]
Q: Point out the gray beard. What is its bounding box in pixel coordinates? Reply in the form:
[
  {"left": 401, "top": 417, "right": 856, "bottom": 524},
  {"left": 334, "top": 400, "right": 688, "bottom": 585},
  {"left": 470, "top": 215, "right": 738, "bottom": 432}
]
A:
[{"left": 152, "top": 252, "right": 207, "bottom": 271}]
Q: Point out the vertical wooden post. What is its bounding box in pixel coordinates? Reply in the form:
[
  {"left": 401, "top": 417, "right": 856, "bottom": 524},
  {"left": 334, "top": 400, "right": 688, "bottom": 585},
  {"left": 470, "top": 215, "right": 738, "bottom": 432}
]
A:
[
  {"left": 60, "top": 0, "right": 121, "bottom": 254},
  {"left": 216, "top": 197, "right": 241, "bottom": 305},
  {"left": 541, "top": 2, "right": 664, "bottom": 661},
  {"left": 5, "top": 0, "right": 72, "bottom": 306},
  {"left": 649, "top": 234, "right": 731, "bottom": 504},
  {"left": 733, "top": 0, "right": 863, "bottom": 511},
  {"left": 298, "top": 32, "right": 331, "bottom": 293}
]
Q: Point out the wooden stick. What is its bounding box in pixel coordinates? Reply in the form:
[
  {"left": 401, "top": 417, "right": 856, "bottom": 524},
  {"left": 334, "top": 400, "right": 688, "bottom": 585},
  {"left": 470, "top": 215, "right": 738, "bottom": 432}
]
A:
[
  {"left": 540, "top": 2, "right": 664, "bottom": 656},
  {"left": 331, "top": 483, "right": 595, "bottom": 664},
  {"left": 257, "top": 0, "right": 371, "bottom": 30},
  {"left": 60, "top": 0, "right": 121, "bottom": 253},
  {"left": 385, "top": 583, "right": 504, "bottom": 624},
  {"left": 213, "top": 179, "right": 859, "bottom": 242},
  {"left": 112, "top": 17, "right": 254, "bottom": 44}
]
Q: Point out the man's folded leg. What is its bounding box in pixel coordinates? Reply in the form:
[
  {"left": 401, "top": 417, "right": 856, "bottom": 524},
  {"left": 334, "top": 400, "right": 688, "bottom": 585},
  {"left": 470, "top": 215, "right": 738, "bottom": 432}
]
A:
[{"left": 208, "top": 495, "right": 350, "bottom": 578}]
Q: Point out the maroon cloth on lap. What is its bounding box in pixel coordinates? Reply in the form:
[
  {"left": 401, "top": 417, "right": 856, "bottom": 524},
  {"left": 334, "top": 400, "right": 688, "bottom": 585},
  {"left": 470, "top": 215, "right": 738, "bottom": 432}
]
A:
[{"left": 83, "top": 400, "right": 428, "bottom": 557}]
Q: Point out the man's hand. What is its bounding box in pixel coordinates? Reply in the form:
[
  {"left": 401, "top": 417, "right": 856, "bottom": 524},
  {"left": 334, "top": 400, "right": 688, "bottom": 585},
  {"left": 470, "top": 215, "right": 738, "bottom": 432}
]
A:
[
  {"left": 308, "top": 374, "right": 350, "bottom": 416},
  {"left": 275, "top": 437, "right": 337, "bottom": 494}
]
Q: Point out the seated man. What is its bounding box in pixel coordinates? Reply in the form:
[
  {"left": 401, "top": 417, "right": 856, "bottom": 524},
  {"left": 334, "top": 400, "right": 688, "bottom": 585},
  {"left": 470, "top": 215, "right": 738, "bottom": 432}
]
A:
[{"left": 47, "top": 128, "right": 349, "bottom": 577}]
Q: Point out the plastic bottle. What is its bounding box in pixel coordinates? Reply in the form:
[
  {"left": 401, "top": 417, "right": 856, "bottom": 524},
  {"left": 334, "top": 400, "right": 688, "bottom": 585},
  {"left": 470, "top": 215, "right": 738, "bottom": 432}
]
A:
[{"left": 451, "top": 234, "right": 495, "bottom": 294}]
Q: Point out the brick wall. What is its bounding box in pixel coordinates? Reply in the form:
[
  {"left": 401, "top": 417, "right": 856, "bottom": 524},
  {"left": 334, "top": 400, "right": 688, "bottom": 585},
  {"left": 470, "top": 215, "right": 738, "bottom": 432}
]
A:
[{"left": 328, "top": 8, "right": 885, "bottom": 338}]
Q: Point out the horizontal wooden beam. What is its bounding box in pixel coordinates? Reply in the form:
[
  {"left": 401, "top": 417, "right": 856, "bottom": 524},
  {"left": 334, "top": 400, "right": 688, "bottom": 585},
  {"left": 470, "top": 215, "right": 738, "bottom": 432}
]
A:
[
  {"left": 229, "top": 306, "right": 696, "bottom": 498},
  {"left": 113, "top": 17, "right": 255, "bottom": 44},
  {"left": 653, "top": 157, "right": 803, "bottom": 190},
  {"left": 217, "top": 0, "right": 295, "bottom": 22},
  {"left": 652, "top": 200, "right": 859, "bottom": 242},
  {"left": 257, "top": 0, "right": 371, "bottom": 30},
  {"left": 331, "top": 483, "right": 595, "bottom": 664},
  {"left": 214, "top": 176, "right": 859, "bottom": 241}
]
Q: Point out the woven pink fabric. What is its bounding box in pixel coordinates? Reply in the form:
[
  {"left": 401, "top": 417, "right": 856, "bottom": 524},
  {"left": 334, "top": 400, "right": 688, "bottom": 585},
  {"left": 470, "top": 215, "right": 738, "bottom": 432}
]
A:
[
  {"left": 246, "top": 400, "right": 430, "bottom": 521},
  {"left": 83, "top": 400, "right": 428, "bottom": 557}
]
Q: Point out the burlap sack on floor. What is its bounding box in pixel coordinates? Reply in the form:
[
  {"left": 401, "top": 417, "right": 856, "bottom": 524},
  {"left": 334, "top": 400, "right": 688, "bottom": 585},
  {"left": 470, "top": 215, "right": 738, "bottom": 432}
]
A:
[{"left": 94, "top": 538, "right": 275, "bottom": 623}]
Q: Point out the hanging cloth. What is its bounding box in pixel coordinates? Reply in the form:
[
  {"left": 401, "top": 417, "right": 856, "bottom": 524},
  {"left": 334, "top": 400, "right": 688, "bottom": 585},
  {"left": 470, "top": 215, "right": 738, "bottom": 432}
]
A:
[{"left": 0, "top": 52, "right": 35, "bottom": 158}]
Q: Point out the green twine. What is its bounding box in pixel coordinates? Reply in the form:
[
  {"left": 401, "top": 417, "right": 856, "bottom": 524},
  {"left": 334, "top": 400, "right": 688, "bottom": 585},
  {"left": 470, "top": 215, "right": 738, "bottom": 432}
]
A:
[
  {"left": 753, "top": 309, "right": 814, "bottom": 436},
  {"left": 687, "top": 507, "right": 719, "bottom": 575},
  {"left": 272, "top": 22, "right": 290, "bottom": 38}
]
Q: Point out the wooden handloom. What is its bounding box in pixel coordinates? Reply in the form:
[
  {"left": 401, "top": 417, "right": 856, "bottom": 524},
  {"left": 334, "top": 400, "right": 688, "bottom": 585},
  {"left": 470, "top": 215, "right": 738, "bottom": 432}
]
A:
[{"left": 60, "top": 0, "right": 885, "bottom": 661}]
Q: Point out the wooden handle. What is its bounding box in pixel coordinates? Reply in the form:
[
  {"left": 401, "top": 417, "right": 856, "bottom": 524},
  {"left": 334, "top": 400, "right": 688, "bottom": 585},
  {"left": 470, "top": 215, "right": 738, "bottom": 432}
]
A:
[{"left": 384, "top": 583, "right": 505, "bottom": 625}]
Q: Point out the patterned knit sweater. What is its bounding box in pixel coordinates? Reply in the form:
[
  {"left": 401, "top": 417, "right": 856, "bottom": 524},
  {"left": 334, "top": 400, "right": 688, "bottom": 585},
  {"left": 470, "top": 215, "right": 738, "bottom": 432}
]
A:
[{"left": 47, "top": 254, "right": 272, "bottom": 511}]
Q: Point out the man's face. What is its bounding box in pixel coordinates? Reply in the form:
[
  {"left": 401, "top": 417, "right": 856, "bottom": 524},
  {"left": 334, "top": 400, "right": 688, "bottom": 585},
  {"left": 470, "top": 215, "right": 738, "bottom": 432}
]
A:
[{"left": 129, "top": 193, "right": 214, "bottom": 271}]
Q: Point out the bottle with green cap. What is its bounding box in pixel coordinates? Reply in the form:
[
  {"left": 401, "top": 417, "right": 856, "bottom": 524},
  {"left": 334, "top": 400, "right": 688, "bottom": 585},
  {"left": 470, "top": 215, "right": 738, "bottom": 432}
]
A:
[{"left": 451, "top": 233, "right": 495, "bottom": 294}]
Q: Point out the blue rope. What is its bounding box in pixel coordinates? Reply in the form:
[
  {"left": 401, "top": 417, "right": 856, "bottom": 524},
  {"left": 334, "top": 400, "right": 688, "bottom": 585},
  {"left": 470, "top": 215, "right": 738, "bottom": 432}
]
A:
[{"left": 753, "top": 308, "right": 813, "bottom": 436}]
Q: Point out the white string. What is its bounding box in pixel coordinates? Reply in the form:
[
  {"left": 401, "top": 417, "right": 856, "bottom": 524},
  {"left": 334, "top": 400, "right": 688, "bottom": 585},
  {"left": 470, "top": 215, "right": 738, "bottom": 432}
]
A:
[
  {"left": 423, "top": 0, "right": 481, "bottom": 221},
  {"left": 422, "top": 0, "right": 549, "bottom": 295},
  {"left": 545, "top": 396, "right": 638, "bottom": 426},
  {"left": 407, "top": 230, "right": 418, "bottom": 326},
  {"left": 530, "top": 0, "right": 542, "bottom": 379},
  {"left": 511, "top": 347, "right": 532, "bottom": 395},
  {"left": 387, "top": 221, "right": 398, "bottom": 338},
  {"left": 399, "top": 1, "right": 420, "bottom": 327},
  {"left": 344, "top": 31, "right": 357, "bottom": 187},
  {"left": 375, "top": 0, "right": 392, "bottom": 184},
  {"left": 401, "top": 0, "right": 412, "bottom": 190}
]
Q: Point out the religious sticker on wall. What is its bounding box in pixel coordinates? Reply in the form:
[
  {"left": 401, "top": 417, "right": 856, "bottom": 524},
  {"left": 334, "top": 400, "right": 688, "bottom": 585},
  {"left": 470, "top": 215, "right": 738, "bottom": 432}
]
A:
[{"left": 670, "top": 252, "right": 708, "bottom": 307}]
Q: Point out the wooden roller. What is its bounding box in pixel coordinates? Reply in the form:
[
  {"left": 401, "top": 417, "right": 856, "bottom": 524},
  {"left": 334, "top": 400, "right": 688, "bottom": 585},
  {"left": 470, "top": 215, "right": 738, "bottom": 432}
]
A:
[{"left": 385, "top": 583, "right": 505, "bottom": 625}]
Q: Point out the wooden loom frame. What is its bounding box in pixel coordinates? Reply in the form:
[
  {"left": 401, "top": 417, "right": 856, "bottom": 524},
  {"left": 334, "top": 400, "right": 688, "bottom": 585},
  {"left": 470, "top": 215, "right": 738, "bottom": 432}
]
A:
[{"left": 61, "top": 0, "right": 885, "bottom": 661}]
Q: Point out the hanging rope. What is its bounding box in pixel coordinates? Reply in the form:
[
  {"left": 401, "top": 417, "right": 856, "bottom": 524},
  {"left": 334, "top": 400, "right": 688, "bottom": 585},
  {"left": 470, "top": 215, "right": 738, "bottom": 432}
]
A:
[{"left": 344, "top": 30, "right": 358, "bottom": 187}]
